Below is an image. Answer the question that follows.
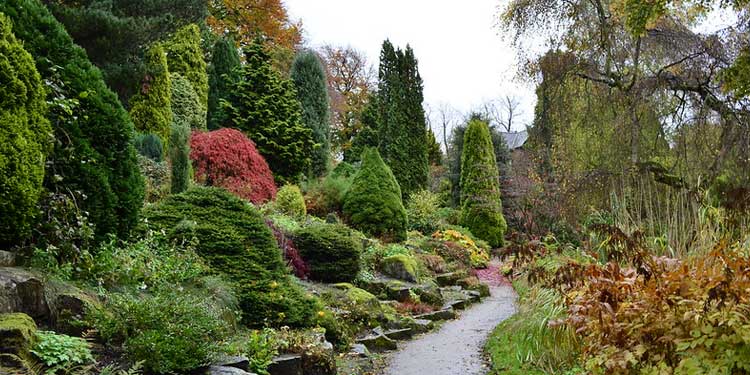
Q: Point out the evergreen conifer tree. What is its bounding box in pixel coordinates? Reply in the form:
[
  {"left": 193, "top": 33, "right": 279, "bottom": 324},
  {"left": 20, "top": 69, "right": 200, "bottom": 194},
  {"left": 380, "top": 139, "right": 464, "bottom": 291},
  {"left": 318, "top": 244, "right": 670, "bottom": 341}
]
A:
[
  {"left": 0, "top": 0, "right": 144, "bottom": 240},
  {"left": 343, "top": 147, "right": 407, "bottom": 241},
  {"left": 221, "top": 38, "right": 314, "bottom": 182},
  {"left": 459, "top": 119, "right": 507, "bottom": 247},
  {"left": 207, "top": 36, "right": 240, "bottom": 129},
  {"left": 290, "top": 50, "right": 331, "bottom": 177},
  {"left": 169, "top": 119, "right": 191, "bottom": 194},
  {"left": 0, "top": 13, "right": 51, "bottom": 246},
  {"left": 129, "top": 43, "right": 173, "bottom": 150},
  {"left": 171, "top": 72, "right": 206, "bottom": 130},
  {"left": 376, "top": 40, "right": 428, "bottom": 197},
  {"left": 165, "top": 24, "right": 208, "bottom": 110}
]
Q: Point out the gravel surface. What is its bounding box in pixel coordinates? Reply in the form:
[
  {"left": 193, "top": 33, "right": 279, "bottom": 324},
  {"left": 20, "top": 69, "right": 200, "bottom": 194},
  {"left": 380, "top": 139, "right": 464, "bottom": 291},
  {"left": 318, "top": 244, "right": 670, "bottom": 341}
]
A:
[{"left": 384, "top": 263, "right": 516, "bottom": 375}]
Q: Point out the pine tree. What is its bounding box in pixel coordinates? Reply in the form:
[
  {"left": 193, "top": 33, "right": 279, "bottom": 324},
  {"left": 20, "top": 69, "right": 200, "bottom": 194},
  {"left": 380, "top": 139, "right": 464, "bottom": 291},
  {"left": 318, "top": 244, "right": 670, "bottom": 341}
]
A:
[
  {"left": 1, "top": 0, "right": 144, "bottom": 240},
  {"left": 343, "top": 147, "right": 407, "bottom": 242},
  {"left": 459, "top": 119, "right": 507, "bottom": 247},
  {"left": 345, "top": 94, "right": 380, "bottom": 163},
  {"left": 427, "top": 128, "right": 443, "bottom": 165},
  {"left": 290, "top": 50, "right": 331, "bottom": 177},
  {"left": 0, "top": 13, "right": 51, "bottom": 246},
  {"left": 377, "top": 40, "right": 428, "bottom": 197},
  {"left": 221, "top": 38, "right": 314, "bottom": 182},
  {"left": 207, "top": 36, "right": 240, "bottom": 129},
  {"left": 165, "top": 24, "right": 208, "bottom": 111},
  {"left": 129, "top": 43, "right": 173, "bottom": 151}
]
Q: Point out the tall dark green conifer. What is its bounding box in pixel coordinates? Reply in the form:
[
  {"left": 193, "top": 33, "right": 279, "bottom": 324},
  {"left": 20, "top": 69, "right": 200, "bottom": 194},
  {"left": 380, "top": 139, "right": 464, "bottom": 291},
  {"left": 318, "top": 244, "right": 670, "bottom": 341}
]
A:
[
  {"left": 1, "top": 0, "right": 144, "bottom": 240},
  {"left": 221, "top": 38, "right": 314, "bottom": 182},
  {"left": 376, "top": 40, "right": 428, "bottom": 197},
  {"left": 290, "top": 50, "right": 331, "bottom": 177},
  {"left": 207, "top": 36, "right": 240, "bottom": 129}
]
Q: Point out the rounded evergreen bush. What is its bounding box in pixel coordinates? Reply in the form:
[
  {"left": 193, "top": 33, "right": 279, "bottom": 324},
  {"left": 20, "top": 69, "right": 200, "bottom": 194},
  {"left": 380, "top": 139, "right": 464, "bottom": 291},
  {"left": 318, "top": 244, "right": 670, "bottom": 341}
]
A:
[
  {"left": 141, "top": 187, "right": 316, "bottom": 327},
  {"left": 134, "top": 133, "right": 164, "bottom": 162},
  {"left": 459, "top": 119, "right": 507, "bottom": 247},
  {"left": 343, "top": 148, "right": 407, "bottom": 242},
  {"left": 0, "top": 13, "right": 51, "bottom": 246},
  {"left": 295, "top": 223, "right": 362, "bottom": 283},
  {"left": 275, "top": 185, "right": 306, "bottom": 219}
]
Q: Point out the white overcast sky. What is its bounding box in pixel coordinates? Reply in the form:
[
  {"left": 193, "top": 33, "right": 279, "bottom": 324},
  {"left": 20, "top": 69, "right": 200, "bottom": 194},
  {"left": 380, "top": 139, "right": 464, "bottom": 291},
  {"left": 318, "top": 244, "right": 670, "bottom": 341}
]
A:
[{"left": 284, "top": 0, "right": 536, "bottom": 135}]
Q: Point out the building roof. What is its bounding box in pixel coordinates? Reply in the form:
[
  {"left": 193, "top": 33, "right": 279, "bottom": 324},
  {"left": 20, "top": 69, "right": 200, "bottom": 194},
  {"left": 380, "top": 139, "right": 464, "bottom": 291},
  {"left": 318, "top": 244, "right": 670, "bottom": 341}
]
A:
[{"left": 500, "top": 130, "right": 528, "bottom": 150}]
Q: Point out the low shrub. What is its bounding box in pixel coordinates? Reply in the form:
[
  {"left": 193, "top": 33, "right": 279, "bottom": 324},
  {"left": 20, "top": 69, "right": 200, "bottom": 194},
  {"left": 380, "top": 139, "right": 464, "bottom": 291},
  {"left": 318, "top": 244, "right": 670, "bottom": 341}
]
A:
[
  {"left": 304, "top": 174, "right": 353, "bottom": 217},
  {"left": 89, "top": 291, "right": 233, "bottom": 374},
  {"left": 432, "top": 230, "right": 490, "bottom": 268},
  {"left": 137, "top": 155, "right": 170, "bottom": 203},
  {"left": 406, "top": 190, "right": 444, "bottom": 234},
  {"left": 134, "top": 133, "right": 163, "bottom": 162},
  {"left": 295, "top": 223, "right": 362, "bottom": 283},
  {"left": 31, "top": 331, "right": 94, "bottom": 372},
  {"left": 190, "top": 128, "right": 277, "bottom": 204},
  {"left": 142, "top": 187, "right": 316, "bottom": 327},
  {"left": 275, "top": 185, "right": 307, "bottom": 219}
]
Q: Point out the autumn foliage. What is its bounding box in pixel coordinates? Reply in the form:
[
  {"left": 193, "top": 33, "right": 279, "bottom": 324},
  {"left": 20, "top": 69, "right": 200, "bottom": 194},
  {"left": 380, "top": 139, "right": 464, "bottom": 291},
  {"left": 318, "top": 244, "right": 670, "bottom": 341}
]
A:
[{"left": 190, "top": 128, "right": 276, "bottom": 204}]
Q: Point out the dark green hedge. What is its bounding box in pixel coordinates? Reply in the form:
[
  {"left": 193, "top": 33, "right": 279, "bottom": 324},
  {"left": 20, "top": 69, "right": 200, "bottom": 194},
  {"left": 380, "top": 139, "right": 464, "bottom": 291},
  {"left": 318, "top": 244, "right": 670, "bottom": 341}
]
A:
[
  {"left": 295, "top": 223, "right": 361, "bottom": 283},
  {"left": 142, "top": 187, "right": 316, "bottom": 327}
]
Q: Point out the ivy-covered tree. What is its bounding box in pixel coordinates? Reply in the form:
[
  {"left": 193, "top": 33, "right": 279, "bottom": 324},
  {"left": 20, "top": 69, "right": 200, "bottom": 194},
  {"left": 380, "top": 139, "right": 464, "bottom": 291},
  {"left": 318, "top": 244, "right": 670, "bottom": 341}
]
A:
[
  {"left": 46, "top": 0, "right": 207, "bottom": 103},
  {"left": 221, "top": 38, "right": 314, "bottom": 182},
  {"left": 1, "top": 0, "right": 144, "bottom": 241},
  {"left": 129, "top": 43, "right": 172, "bottom": 150},
  {"left": 207, "top": 36, "right": 240, "bottom": 129},
  {"left": 290, "top": 50, "right": 331, "bottom": 177},
  {"left": 377, "top": 40, "right": 428, "bottom": 197},
  {"left": 459, "top": 119, "right": 507, "bottom": 247},
  {"left": 343, "top": 147, "right": 407, "bottom": 242},
  {"left": 165, "top": 24, "right": 208, "bottom": 111},
  {"left": 171, "top": 72, "right": 206, "bottom": 130},
  {"left": 0, "top": 13, "right": 51, "bottom": 247}
]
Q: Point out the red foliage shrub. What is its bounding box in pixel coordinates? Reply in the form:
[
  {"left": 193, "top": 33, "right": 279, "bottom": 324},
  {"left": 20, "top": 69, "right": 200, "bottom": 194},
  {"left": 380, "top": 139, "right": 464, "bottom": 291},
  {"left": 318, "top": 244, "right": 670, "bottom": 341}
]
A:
[
  {"left": 190, "top": 128, "right": 277, "bottom": 204},
  {"left": 266, "top": 220, "right": 309, "bottom": 279}
]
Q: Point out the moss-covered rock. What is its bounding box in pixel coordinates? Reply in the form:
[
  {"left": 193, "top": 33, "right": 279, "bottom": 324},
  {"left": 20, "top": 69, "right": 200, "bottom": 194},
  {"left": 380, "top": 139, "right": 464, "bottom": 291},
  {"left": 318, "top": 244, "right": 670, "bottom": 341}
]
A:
[
  {"left": 381, "top": 255, "right": 418, "bottom": 282},
  {"left": 0, "top": 313, "right": 37, "bottom": 355},
  {"left": 333, "top": 283, "right": 380, "bottom": 309}
]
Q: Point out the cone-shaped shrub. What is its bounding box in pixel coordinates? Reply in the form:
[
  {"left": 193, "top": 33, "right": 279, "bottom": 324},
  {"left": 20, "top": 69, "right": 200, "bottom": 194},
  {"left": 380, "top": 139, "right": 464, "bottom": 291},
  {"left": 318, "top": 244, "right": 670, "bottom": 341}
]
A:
[
  {"left": 459, "top": 119, "right": 507, "bottom": 247},
  {"left": 190, "top": 128, "right": 276, "bottom": 204},
  {"left": 275, "top": 185, "right": 306, "bottom": 219},
  {"left": 165, "top": 24, "right": 207, "bottom": 110},
  {"left": 290, "top": 50, "right": 331, "bottom": 178},
  {"left": 0, "top": 13, "right": 51, "bottom": 246},
  {"left": 170, "top": 73, "right": 206, "bottom": 130},
  {"left": 141, "top": 187, "right": 316, "bottom": 327},
  {"left": 343, "top": 147, "right": 407, "bottom": 242},
  {"left": 129, "top": 43, "right": 172, "bottom": 150},
  {"left": 169, "top": 120, "right": 191, "bottom": 194},
  {"left": 0, "top": 0, "right": 144, "bottom": 240}
]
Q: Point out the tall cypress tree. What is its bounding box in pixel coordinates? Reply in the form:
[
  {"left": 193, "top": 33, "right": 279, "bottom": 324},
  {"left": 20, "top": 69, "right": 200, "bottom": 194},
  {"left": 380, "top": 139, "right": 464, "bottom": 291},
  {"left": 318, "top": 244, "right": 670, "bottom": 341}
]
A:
[
  {"left": 290, "top": 50, "right": 331, "bottom": 177},
  {"left": 1, "top": 0, "right": 144, "bottom": 240},
  {"left": 129, "top": 43, "right": 172, "bottom": 150},
  {"left": 207, "top": 36, "right": 240, "bottom": 129},
  {"left": 221, "top": 38, "right": 314, "bottom": 182},
  {"left": 460, "top": 119, "right": 507, "bottom": 247},
  {"left": 377, "top": 40, "right": 428, "bottom": 197}
]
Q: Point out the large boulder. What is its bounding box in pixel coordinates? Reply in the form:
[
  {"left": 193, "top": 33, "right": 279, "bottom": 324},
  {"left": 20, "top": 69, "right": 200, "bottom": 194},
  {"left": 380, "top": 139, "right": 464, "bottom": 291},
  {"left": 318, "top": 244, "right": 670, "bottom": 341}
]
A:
[
  {"left": 0, "top": 267, "right": 49, "bottom": 320},
  {"left": 355, "top": 331, "right": 397, "bottom": 352},
  {"left": 380, "top": 255, "right": 418, "bottom": 282},
  {"left": 268, "top": 354, "right": 303, "bottom": 375},
  {"left": 0, "top": 313, "right": 37, "bottom": 356}
]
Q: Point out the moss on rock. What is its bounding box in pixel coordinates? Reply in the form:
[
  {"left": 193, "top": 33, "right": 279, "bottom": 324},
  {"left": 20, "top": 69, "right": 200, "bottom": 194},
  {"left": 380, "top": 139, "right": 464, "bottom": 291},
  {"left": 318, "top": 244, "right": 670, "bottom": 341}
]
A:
[
  {"left": 381, "top": 254, "right": 418, "bottom": 282},
  {"left": 0, "top": 313, "right": 37, "bottom": 355}
]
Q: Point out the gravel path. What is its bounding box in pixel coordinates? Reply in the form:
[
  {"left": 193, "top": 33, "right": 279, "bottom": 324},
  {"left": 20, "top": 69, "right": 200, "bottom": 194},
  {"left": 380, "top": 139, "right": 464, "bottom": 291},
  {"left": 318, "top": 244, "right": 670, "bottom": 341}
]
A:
[{"left": 384, "top": 268, "right": 516, "bottom": 375}]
